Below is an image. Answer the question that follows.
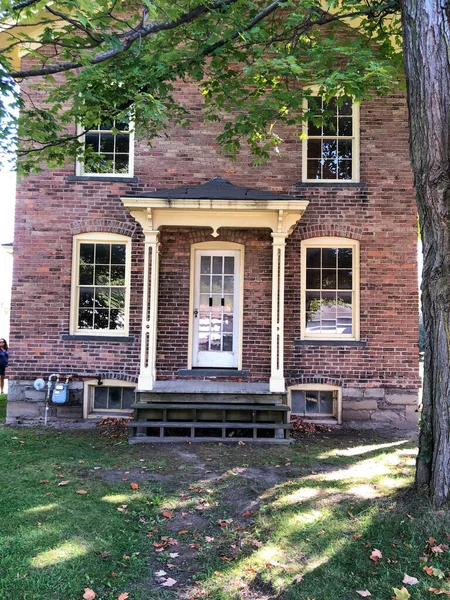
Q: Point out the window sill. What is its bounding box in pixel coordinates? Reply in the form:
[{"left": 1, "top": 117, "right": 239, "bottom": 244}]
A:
[
  {"left": 295, "top": 182, "right": 365, "bottom": 188},
  {"left": 62, "top": 334, "right": 135, "bottom": 342},
  {"left": 295, "top": 339, "right": 366, "bottom": 347},
  {"left": 67, "top": 176, "right": 138, "bottom": 183}
]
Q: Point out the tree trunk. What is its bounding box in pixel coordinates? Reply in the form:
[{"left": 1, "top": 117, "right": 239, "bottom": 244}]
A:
[{"left": 402, "top": 0, "right": 450, "bottom": 505}]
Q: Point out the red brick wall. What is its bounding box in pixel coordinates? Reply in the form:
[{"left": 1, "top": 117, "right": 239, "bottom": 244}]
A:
[{"left": 9, "top": 71, "right": 420, "bottom": 392}]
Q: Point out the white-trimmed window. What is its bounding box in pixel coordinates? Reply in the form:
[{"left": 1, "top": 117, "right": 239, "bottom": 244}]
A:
[
  {"left": 289, "top": 384, "right": 342, "bottom": 423},
  {"left": 301, "top": 237, "right": 360, "bottom": 340},
  {"left": 83, "top": 379, "right": 135, "bottom": 418},
  {"left": 302, "top": 96, "right": 360, "bottom": 182},
  {"left": 76, "top": 120, "right": 134, "bottom": 177},
  {"left": 71, "top": 233, "right": 131, "bottom": 336}
]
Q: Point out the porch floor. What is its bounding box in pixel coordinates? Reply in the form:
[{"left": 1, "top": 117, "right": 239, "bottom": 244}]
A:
[{"left": 137, "top": 381, "right": 273, "bottom": 394}]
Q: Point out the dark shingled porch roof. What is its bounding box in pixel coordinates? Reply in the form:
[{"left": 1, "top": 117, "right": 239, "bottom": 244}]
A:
[{"left": 123, "top": 177, "right": 294, "bottom": 201}]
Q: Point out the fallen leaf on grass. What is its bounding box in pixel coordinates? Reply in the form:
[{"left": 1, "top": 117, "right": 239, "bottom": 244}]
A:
[
  {"left": 83, "top": 589, "right": 97, "bottom": 600},
  {"left": 392, "top": 587, "right": 410, "bottom": 600},
  {"left": 406, "top": 514, "right": 415, "bottom": 520},
  {"left": 434, "top": 568, "right": 446, "bottom": 579},
  {"left": 265, "top": 561, "right": 292, "bottom": 570},
  {"left": 294, "top": 574, "right": 304, "bottom": 583},
  {"left": 424, "top": 566, "right": 435, "bottom": 575},
  {"left": 205, "top": 536, "right": 215, "bottom": 542},
  {"left": 428, "top": 589, "right": 450, "bottom": 595},
  {"left": 39, "top": 479, "right": 49, "bottom": 484},
  {"left": 56, "top": 480, "right": 70, "bottom": 487},
  {"left": 130, "top": 483, "right": 139, "bottom": 490},
  {"left": 169, "top": 552, "right": 179, "bottom": 558},
  {"left": 242, "top": 511, "right": 251, "bottom": 517},
  {"left": 251, "top": 540, "right": 263, "bottom": 548},
  {"left": 162, "top": 511, "right": 174, "bottom": 518},
  {"left": 161, "top": 578, "right": 177, "bottom": 587},
  {"left": 403, "top": 574, "right": 419, "bottom": 585},
  {"left": 76, "top": 490, "right": 88, "bottom": 495},
  {"left": 218, "top": 519, "right": 233, "bottom": 527},
  {"left": 155, "top": 570, "right": 167, "bottom": 577},
  {"left": 178, "top": 530, "right": 189, "bottom": 535},
  {"left": 117, "top": 594, "right": 129, "bottom": 600},
  {"left": 356, "top": 591, "right": 371, "bottom": 597},
  {"left": 369, "top": 549, "right": 382, "bottom": 563}
]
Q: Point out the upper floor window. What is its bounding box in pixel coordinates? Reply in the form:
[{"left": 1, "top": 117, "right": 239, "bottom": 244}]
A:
[
  {"left": 70, "top": 233, "right": 131, "bottom": 336},
  {"left": 76, "top": 120, "right": 134, "bottom": 177},
  {"left": 302, "top": 96, "right": 360, "bottom": 182},
  {"left": 301, "top": 237, "right": 360, "bottom": 340}
]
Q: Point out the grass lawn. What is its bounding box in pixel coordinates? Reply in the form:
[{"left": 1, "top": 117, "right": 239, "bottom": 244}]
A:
[
  {"left": 0, "top": 394, "right": 7, "bottom": 421},
  {"left": 0, "top": 425, "right": 448, "bottom": 600}
]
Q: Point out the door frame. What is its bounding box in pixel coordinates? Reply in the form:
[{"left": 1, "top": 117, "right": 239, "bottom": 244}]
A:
[{"left": 188, "top": 241, "right": 245, "bottom": 370}]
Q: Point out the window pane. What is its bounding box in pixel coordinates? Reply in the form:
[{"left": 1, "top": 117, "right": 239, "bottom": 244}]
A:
[
  {"left": 114, "top": 155, "right": 129, "bottom": 173},
  {"left": 95, "top": 265, "right": 110, "bottom": 286},
  {"left": 94, "top": 309, "right": 109, "bottom": 329},
  {"left": 99, "top": 133, "right": 115, "bottom": 153},
  {"left": 338, "top": 248, "right": 352, "bottom": 268},
  {"left": 322, "top": 270, "right": 336, "bottom": 289},
  {"left": 78, "top": 309, "right": 93, "bottom": 329},
  {"left": 223, "top": 295, "right": 234, "bottom": 313},
  {"left": 291, "top": 390, "right": 305, "bottom": 414},
  {"left": 200, "top": 275, "right": 210, "bottom": 293},
  {"left": 319, "top": 391, "right": 334, "bottom": 414},
  {"left": 110, "top": 288, "right": 125, "bottom": 310},
  {"left": 322, "top": 248, "right": 337, "bottom": 268},
  {"left": 94, "top": 387, "right": 108, "bottom": 409},
  {"left": 224, "top": 257, "right": 234, "bottom": 274},
  {"left": 322, "top": 139, "right": 337, "bottom": 159},
  {"left": 322, "top": 160, "right": 337, "bottom": 179},
  {"left": 199, "top": 294, "right": 210, "bottom": 311},
  {"left": 109, "top": 387, "right": 122, "bottom": 410},
  {"left": 111, "top": 244, "right": 126, "bottom": 264},
  {"left": 338, "top": 270, "right": 352, "bottom": 290},
  {"left": 306, "top": 391, "right": 319, "bottom": 414},
  {"left": 223, "top": 315, "right": 233, "bottom": 332},
  {"left": 210, "top": 334, "right": 221, "bottom": 351},
  {"left": 339, "top": 97, "right": 352, "bottom": 115},
  {"left": 338, "top": 117, "right": 353, "bottom": 136},
  {"left": 115, "top": 134, "right": 130, "bottom": 153},
  {"left": 200, "top": 256, "right": 211, "bottom": 274},
  {"left": 122, "top": 387, "right": 134, "bottom": 409},
  {"left": 307, "top": 159, "right": 322, "bottom": 179},
  {"left": 307, "top": 139, "right": 321, "bottom": 158},
  {"left": 79, "top": 288, "right": 94, "bottom": 307},
  {"left": 212, "top": 256, "right": 222, "bottom": 274},
  {"left": 85, "top": 133, "right": 100, "bottom": 152},
  {"left": 306, "top": 269, "right": 321, "bottom": 289},
  {"left": 338, "top": 139, "right": 353, "bottom": 159},
  {"left": 79, "top": 264, "right": 93, "bottom": 285},
  {"left": 222, "top": 335, "right": 233, "bottom": 351},
  {"left": 212, "top": 276, "right": 222, "bottom": 293},
  {"left": 110, "top": 309, "right": 125, "bottom": 330},
  {"left": 80, "top": 244, "right": 95, "bottom": 264},
  {"left": 96, "top": 244, "right": 110, "bottom": 264},
  {"left": 223, "top": 276, "right": 234, "bottom": 293},
  {"left": 338, "top": 160, "right": 352, "bottom": 180},
  {"left": 110, "top": 266, "right": 125, "bottom": 286},
  {"left": 306, "top": 247, "right": 321, "bottom": 268},
  {"left": 96, "top": 287, "right": 111, "bottom": 306}
]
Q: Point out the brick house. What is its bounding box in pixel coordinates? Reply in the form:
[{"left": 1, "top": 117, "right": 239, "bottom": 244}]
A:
[{"left": 6, "top": 71, "right": 420, "bottom": 439}]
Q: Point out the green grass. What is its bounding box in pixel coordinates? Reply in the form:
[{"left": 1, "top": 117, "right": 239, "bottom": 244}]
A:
[
  {"left": 0, "top": 394, "right": 7, "bottom": 421},
  {"left": 0, "top": 427, "right": 448, "bottom": 599}
]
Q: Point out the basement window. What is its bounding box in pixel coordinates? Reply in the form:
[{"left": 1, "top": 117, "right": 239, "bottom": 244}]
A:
[
  {"left": 84, "top": 379, "right": 135, "bottom": 418},
  {"left": 289, "top": 384, "right": 342, "bottom": 424}
]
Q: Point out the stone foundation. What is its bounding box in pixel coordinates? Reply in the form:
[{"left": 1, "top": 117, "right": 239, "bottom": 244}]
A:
[
  {"left": 6, "top": 380, "right": 84, "bottom": 424},
  {"left": 342, "top": 387, "right": 419, "bottom": 429}
]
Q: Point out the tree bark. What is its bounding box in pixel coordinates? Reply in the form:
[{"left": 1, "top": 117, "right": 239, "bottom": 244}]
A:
[{"left": 402, "top": 0, "right": 450, "bottom": 505}]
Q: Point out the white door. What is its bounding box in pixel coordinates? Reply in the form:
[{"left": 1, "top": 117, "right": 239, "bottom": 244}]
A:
[{"left": 192, "top": 250, "right": 240, "bottom": 368}]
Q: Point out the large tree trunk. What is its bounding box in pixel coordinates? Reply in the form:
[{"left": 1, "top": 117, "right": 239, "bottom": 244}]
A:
[{"left": 402, "top": 0, "right": 450, "bottom": 505}]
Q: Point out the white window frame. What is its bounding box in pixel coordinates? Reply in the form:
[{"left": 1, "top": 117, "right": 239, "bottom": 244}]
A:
[
  {"left": 301, "top": 237, "right": 360, "bottom": 341},
  {"left": 75, "top": 121, "right": 135, "bottom": 177},
  {"left": 288, "top": 383, "right": 342, "bottom": 424},
  {"left": 83, "top": 378, "right": 135, "bottom": 418},
  {"left": 70, "top": 232, "right": 132, "bottom": 336},
  {"left": 302, "top": 94, "right": 360, "bottom": 183}
]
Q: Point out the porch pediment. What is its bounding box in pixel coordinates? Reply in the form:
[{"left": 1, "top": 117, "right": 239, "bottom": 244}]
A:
[{"left": 121, "top": 177, "right": 309, "bottom": 236}]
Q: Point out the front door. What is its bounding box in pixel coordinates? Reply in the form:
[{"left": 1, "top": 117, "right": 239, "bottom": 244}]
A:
[{"left": 192, "top": 250, "right": 240, "bottom": 368}]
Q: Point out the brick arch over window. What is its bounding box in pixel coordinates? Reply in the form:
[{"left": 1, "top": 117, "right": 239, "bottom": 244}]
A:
[
  {"left": 96, "top": 371, "right": 138, "bottom": 384},
  {"left": 296, "top": 224, "right": 365, "bottom": 241},
  {"left": 70, "top": 218, "right": 136, "bottom": 237},
  {"left": 287, "top": 375, "right": 344, "bottom": 388}
]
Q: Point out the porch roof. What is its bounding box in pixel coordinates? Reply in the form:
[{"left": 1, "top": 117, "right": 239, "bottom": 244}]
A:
[
  {"left": 122, "top": 177, "right": 295, "bottom": 201},
  {"left": 121, "top": 177, "right": 309, "bottom": 236}
]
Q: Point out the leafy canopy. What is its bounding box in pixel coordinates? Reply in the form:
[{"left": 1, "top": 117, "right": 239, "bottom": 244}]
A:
[{"left": 0, "top": 0, "right": 403, "bottom": 173}]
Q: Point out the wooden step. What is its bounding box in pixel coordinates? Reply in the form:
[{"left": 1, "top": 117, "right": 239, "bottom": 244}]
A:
[
  {"left": 135, "top": 392, "right": 286, "bottom": 405},
  {"left": 129, "top": 436, "right": 291, "bottom": 445},
  {"left": 128, "top": 421, "right": 291, "bottom": 429},
  {"left": 131, "top": 402, "right": 289, "bottom": 411}
]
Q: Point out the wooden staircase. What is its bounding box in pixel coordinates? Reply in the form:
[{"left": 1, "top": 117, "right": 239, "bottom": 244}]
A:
[{"left": 128, "top": 381, "right": 290, "bottom": 444}]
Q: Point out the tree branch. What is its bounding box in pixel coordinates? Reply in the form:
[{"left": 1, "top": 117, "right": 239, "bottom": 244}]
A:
[{"left": 8, "top": 0, "right": 241, "bottom": 79}]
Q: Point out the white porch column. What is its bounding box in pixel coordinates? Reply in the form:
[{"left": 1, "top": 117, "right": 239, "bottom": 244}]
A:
[
  {"left": 138, "top": 230, "right": 160, "bottom": 390},
  {"left": 270, "top": 232, "right": 288, "bottom": 393}
]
